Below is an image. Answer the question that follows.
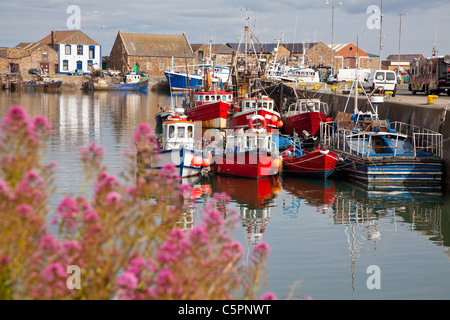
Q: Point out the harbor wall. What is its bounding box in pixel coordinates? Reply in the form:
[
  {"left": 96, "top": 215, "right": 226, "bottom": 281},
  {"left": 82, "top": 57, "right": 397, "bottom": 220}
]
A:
[
  {"left": 27, "top": 74, "right": 170, "bottom": 91},
  {"left": 311, "top": 90, "right": 450, "bottom": 189}
]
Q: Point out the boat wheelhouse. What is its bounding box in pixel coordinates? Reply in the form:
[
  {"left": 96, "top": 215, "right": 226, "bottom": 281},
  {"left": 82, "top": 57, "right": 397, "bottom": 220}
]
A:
[
  {"left": 282, "top": 98, "right": 328, "bottom": 139},
  {"left": 228, "top": 95, "right": 282, "bottom": 132},
  {"left": 185, "top": 89, "right": 234, "bottom": 129}
]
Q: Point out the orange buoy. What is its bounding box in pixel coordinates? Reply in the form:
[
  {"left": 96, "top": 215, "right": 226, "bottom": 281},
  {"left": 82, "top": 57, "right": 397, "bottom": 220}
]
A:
[
  {"left": 277, "top": 120, "right": 284, "bottom": 128},
  {"left": 202, "top": 158, "right": 211, "bottom": 167},
  {"left": 191, "top": 156, "right": 202, "bottom": 167},
  {"left": 271, "top": 115, "right": 278, "bottom": 123}
]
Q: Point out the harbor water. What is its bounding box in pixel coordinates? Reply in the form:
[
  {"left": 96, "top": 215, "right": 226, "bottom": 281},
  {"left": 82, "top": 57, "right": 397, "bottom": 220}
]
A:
[{"left": 1, "top": 89, "right": 449, "bottom": 300}]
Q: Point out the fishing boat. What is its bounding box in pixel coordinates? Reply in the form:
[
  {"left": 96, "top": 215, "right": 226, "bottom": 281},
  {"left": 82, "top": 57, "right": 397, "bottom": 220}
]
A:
[
  {"left": 147, "top": 108, "right": 206, "bottom": 178},
  {"left": 320, "top": 81, "right": 444, "bottom": 188},
  {"left": 281, "top": 98, "right": 329, "bottom": 140},
  {"left": 183, "top": 70, "right": 234, "bottom": 129},
  {"left": 279, "top": 136, "right": 338, "bottom": 179},
  {"left": 212, "top": 126, "right": 282, "bottom": 179},
  {"left": 22, "top": 75, "right": 62, "bottom": 91},
  {"left": 83, "top": 72, "right": 148, "bottom": 91},
  {"left": 164, "top": 65, "right": 230, "bottom": 92},
  {"left": 227, "top": 95, "right": 283, "bottom": 133}
]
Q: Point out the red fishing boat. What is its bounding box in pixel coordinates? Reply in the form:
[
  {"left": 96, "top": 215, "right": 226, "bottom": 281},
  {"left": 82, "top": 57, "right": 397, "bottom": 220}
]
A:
[
  {"left": 213, "top": 127, "right": 282, "bottom": 179},
  {"left": 184, "top": 70, "right": 234, "bottom": 129},
  {"left": 280, "top": 137, "right": 338, "bottom": 179},
  {"left": 281, "top": 98, "right": 329, "bottom": 139},
  {"left": 227, "top": 95, "right": 283, "bottom": 133}
]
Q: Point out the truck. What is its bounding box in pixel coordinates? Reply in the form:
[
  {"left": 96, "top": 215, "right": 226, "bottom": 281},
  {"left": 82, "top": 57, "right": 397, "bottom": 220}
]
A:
[
  {"left": 327, "top": 68, "right": 371, "bottom": 84},
  {"left": 409, "top": 55, "right": 450, "bottom": 95}
]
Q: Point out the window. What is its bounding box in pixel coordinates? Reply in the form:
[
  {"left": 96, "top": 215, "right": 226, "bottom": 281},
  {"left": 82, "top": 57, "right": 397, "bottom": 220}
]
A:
[
  {"left": 63, "top": 60, "right": 68, "bottom": 71},
  {"left": 147, "top": 58, "right": 152, "bottom": 70},
  {"left": 178, "top": 127, "right": 186, "bottom": 138},
  {"left": 65, "top": 45, "right": 71, "bottom": 55},
  {"left": 375, "top": 72, "right": 385, "bottom": 81},
  {"left": 160, "top": 59, "right": 164, "bottom": 70},
  {"left": 386, "top": 72, "right": 396, "bottom": 81},
  {"left": 42, "top": 52, "right": 48, "bottom": 61},
  {"left": 77, "top": 45, "right": 83, "bottom": 55},
  {"left": 319, "top": 55, "right": 323, "bottom": 62},
  {"left": 89, "top": 46, "right": 95, "bottom": 59},
  {"left": 88, "top": 60, "right": 93, "bottom": 69},
  {"left": 168, "top": 125, "right": 175, "bottom": 138}
]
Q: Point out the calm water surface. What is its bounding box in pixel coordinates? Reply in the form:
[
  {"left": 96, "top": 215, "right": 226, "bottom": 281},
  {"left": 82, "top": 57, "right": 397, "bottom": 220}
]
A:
[{"left": 1, "top": 89, "right": 449, "bottom": 300}]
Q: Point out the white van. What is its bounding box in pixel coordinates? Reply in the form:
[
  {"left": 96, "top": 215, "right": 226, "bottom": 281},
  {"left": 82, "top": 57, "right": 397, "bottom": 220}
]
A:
[
  {"left": 363, "top": 70, "right": 398, "bottom": 97},
  {"left": 327, "top": 68, "right": 371, "bottom": 84}
]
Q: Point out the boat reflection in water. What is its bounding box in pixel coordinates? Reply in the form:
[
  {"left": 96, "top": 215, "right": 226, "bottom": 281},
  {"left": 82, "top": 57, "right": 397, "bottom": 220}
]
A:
[
  {"left": 281, "top": 176, "right": 337, "bottom": 216},
  {"left": 332, "top": 178, "right": 445, "bottom": 293},
  {"left": 209, "top": 175, "right": 281, "bottom": 245}
]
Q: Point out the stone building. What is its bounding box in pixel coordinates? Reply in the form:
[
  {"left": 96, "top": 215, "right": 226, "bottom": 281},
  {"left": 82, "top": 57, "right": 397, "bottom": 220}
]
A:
[
  {"left": 109, "top": 31, "right": 194, "bottom": 76},
  {"left": 0, "top": 43, "right": 58, "bottom": 74},
  {"left": 385, "top": 54, "right": 424, "bottom": 72},
  {"left": 37, "top": 30, "right": 101, "bottom": 74},
  {"left": 304, "top": 42, "right": 333, "bottom": 70},
  {"left": 191, "top": 43, "right": 234, "bottom": 67}
]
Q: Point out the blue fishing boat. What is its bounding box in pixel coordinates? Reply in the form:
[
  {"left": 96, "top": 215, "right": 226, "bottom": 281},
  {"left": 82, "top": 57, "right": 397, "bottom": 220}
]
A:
[
  {"left": 164, "top": 65, "right": 230, "bottom": 92},
  {"left": 320, "top": 83, "right": 443, "bottom": 188},
  {"left": 83, "top": 72, "right": 148, "bottom": 91}
]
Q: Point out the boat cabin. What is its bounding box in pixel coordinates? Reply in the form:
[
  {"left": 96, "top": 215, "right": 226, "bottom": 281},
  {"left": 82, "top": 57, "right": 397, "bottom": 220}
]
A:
[
  {"left": 238, "top": 97, "right": 275, "bottom": 112},
  {"left": 123, "top": 73, "right": 141, "bottom": 84},
  {"left": 162, "top": 115, "right": 195, "bottom": 150},
  {"left": 192, "top": 91, "right": 233, "bottom": 104},
  {"left": 225, "top": 132, "right": 276, "bottom": 153},
  {"left": 284, "top": 99, "right": 328, "bottom": 117}
]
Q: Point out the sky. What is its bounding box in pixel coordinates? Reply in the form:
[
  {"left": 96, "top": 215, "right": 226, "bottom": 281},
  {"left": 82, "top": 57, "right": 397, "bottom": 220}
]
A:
[{"left": 1, "top": 0, "right": 449, "bottom": 60}]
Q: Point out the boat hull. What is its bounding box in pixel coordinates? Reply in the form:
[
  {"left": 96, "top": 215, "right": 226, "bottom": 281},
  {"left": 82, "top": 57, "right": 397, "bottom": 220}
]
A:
[
  {"left": 282, "top": 149, "right": 338, "bottom": 179},
  {"left": 228, "top": 110, "right": 279, "bottom": 131},
  {"left": 87, "top": 78, "right": 149, "bottom": 91},
  {"left": 213, "top": 150, "right": 279, "bottom": 179},
  {"left": 22, "top": 80, "right": 62, "bottom": 90},
  {"left": 164, "top": 71, "right": 203, "bottom": 92},
  {"left": 282, "top": 112, "right": 326, "bottom": 137},
  {"left": 152, "top": 148, "right": 202, "bottom": 178},
  {"left": 186, "top": 100, "right": 231, "bottom": 129},
  {"left": 337, "top": 152, "right": 443, "bottom": 186}
]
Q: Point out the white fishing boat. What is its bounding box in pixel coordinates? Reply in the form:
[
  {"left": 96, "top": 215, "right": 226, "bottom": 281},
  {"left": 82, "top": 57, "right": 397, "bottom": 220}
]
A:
[{"left": 153, "top": 108, "right": 206, "bottom": 178}]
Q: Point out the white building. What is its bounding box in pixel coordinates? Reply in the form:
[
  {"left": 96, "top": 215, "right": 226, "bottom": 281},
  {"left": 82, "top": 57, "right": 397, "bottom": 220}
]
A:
[{"left": 38, "top": 30, "right": 101, "bottom": 74}]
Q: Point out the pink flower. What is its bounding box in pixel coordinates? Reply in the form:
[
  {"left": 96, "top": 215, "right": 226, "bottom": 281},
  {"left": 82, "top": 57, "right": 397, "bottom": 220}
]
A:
[
  {"left": 117, "top": 271, "right": 139, "bottom": 290},
  {"left": 106, "top": 192, "right": 121, "bottom": 205},
  {"left": 39, "top": 235, "right": 60, "bottom": 251},
  {"left": 253, "top": 242, "right": 270, "bottom": 259},
  {"left": 260, "top": 292, "right": 277, "bottom": 300},
  {"left": 84, "top": 209, "right": 100, "bottom": 222},
  {"left": 42, "top": 262, "right": 67, "bottom": 282},
  {"left": 57, "top": 197, "right": 78, "bottom": 218}
]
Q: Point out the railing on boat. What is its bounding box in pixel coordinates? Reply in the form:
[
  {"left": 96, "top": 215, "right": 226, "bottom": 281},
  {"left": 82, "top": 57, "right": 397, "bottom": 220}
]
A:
[{"left": 320, "top": 121, "right": 443, "bottom": 159}]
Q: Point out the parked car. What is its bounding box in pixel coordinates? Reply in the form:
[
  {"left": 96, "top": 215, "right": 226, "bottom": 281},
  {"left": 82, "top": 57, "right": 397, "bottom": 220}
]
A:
[
  {"left": 68, "top": 69, "right": 84, "bottom": 75},
  {"left": 106, "top": 68, "right": 120, "bottom": 76},
  {"left": 363, "top": 70, "right": 398, "bottom": 97},
  {"left": 28, "top": 68, "right": 40, "bottom": 75},
  {"left": 327, "top": 68, "right": 370, "bottom": 84}
]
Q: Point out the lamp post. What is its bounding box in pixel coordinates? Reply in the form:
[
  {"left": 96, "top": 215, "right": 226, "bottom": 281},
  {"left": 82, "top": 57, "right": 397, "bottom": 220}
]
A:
[
  {"left": 324, "top": 1, "right": 343, "bottom": 75},
  {"left": 395, "top": 13, "right": 408, "bottom": 77}
]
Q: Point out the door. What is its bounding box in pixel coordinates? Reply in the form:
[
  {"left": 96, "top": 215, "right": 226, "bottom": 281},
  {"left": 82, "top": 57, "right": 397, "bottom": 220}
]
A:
[
  {"left": 40, "top": 63, "right": 49, "bottom": 74},
  {"left": 133, "top": 63, "right": 139, "bottom": 73},
  {"left": 77, "top": 61, "right": 83, "bottom": 71}
]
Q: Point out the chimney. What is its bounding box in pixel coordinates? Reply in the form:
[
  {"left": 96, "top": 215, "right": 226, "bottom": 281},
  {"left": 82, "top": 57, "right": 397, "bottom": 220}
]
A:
[{"left": 51, "top": 29, "right": 56, "bottom": 49}]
